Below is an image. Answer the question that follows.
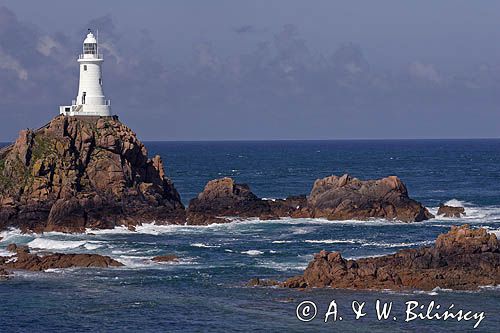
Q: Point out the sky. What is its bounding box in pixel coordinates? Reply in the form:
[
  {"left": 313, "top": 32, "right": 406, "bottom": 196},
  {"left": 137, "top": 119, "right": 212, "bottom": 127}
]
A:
[{"left": 1, "top": 0, "right": 500, "bottom": 141}]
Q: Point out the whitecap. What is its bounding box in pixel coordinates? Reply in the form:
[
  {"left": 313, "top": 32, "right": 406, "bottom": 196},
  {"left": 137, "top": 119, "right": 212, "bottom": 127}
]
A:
[
  {"left": 443, "top": 199, "right": 472, "bottom": 207},
  {"left": 241, "top": 250, "right": 264, "bottom": 256},
  {"left": 304, "top": 239, "right": 360, "bottom": 244},
  {"left": 361, "top": 240, "right": 433, "bottom": 248},
  {"left": 256, "top": 260, "right": 308, "bottom": 272},
  {"left": 190, "top": 242, "right": 218, "bottom": 248},
  {"left": 28, "top": 238, "right": 87, "bottom": 250}
]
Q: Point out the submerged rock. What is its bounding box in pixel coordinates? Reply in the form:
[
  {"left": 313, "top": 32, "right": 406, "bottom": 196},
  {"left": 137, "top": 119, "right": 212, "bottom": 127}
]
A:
[
  {"left": 281, "top": 225, "right": 499, "bottom": 291},
  {"left": 246, "top": 278, "right": 280, "bottom": 287},
  {"left": 0, "top": 116, "right": 185, "bottom": 233},
  {"left": 307, "top": 174, "right": 433, "bottom": 222},
  {"left": 152, "top": 254, "right": 179, "bottom": 262},
  {"left": 0, "top": 244, "right": 123, "bottom": 272},
  {"left": 437, "top": 204, "right": 465, "bottom": 218}
]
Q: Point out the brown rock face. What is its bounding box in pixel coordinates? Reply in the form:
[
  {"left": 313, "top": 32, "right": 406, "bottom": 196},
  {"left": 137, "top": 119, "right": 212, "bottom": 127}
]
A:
[
  {"left": 307, "top": 174, "right": 433, "bottom": 222},
  {"left": 0, "top": 244, "right": 123, "bottom": 272},
  {"left": 282, "top": 225, "right": 500, "bottom": 291},
  {"left": 186, "top": 177, "right": 308, "bottom": 225},
  {"left": 0, "top": 116, "right": 185, "bottom": 232},
  {"left": 437, "top": 204, "right": 465, "bottom": 218}
]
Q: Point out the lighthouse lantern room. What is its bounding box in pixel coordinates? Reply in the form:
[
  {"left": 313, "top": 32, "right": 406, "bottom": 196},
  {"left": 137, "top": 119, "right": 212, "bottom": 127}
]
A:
[{"left": 59, "top": 29, "right": 112, "bottom": 117}]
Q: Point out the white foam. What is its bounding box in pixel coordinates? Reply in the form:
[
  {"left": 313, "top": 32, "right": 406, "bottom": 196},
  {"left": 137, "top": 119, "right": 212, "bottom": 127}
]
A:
[
  {"left": 256, "top": 260, "right": 308, "bottom": 272},
  {"left": 0, "top": 228, "right": 32, "bottom": 244},
  {"left": 361, "top": 240, "right": 434, "bottom": 248},
  {"left": 190, "top": 243, "right": 220, "bottom": 248},
  {"left": 304, "top": 239, "right": 360, "bottom": 244},
  {"left": 271, "top": 240, "right": 293, "bottom": 244},
  {"left": 0, "top": 249, "right": 13, "bottom": 257},
  {"left": 241, "top": 250, "right": 264, "bottom": 256},
  {"left": 27, "top": 238, "right": 87, "bottom": 250},
  {"left": 443, "top": 199, "right": 472, "bottom": 207}
]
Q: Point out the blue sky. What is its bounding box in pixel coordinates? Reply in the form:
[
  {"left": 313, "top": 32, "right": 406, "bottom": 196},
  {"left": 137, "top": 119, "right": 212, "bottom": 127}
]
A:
[{"left": 1, "top": 1, "right": 500, "bottom": 140}]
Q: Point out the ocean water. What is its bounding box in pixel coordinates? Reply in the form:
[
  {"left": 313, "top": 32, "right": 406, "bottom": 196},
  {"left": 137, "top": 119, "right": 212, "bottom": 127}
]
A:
[{"left": 1, "top": 139, "right": 500, "bottom": 332}]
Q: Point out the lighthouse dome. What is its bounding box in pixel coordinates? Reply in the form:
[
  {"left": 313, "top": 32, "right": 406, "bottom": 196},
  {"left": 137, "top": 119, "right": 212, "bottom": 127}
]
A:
[{"left": 84, "top": 32, "right": 97, "bottom": 44}]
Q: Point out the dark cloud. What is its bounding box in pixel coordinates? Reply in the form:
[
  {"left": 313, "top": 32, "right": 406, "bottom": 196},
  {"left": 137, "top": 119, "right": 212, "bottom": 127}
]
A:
[{"left": 234, "top": 25, "right": 258, "bottom": 34}]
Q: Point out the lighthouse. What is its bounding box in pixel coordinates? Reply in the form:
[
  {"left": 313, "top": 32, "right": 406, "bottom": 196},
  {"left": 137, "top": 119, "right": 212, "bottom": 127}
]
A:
[{"left": 60, "top": 30, "right": 111, "bottom": 117}]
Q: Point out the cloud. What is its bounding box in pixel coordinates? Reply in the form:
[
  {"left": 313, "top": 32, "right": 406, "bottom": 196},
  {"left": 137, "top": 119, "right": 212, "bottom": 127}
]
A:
[
  {"left": 36, "top": 35, "right": 61, "bottom": 56},
  {"left": 0, "top": 47, "right": 28, "bottom": 79},
  {"left": 0, "top": 6, "right": 499, "bottom": 140},
  {"left": 408, "top": 61, "right": 442, "bottom": 83},
  {"left": 234, "top": 25, "right": 258, "bottom": 34}
]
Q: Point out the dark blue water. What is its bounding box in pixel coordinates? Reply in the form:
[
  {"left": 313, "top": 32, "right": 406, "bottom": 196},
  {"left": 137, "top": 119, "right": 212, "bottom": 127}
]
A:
[{"left": 1, "top": 140, "right": 499, "bottom": 332}]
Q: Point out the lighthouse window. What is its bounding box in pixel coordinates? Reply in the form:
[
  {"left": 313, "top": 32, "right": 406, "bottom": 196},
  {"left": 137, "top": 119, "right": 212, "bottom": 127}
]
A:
[
  {"left": 99, "top": 78, "right": 102, "bottom": 85},
  {"left": 83, "top": 43, "right": 97, "bottom": 54},
  {"left": 83, "top": 65, "right": 87, "bottom": 71}
]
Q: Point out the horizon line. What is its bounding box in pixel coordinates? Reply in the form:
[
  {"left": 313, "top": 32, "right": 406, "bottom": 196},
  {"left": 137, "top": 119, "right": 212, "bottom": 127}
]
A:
[{"left": 1, "top": 137, "right": 500, "bottom": 144}]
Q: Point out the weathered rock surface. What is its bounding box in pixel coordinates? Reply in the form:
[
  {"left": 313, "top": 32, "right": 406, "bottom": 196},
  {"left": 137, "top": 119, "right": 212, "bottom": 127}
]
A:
[
  {"left": 186, "top": 177, "right": 308, "bottom": 225},
  {"left": 307, "top": 174, "right": 433, "bottom": 222},
  {"left": 281, "top": 225, "right": 499, "bottom": 291},
  {"left": 0, "top": 116, "right": 185, "bottom": 232},
  {"left": 0, "top": 244, "right": 123, "bottom": 272},
  {"left": 437, "top": 204, "right": 465, "bottom": 218}
]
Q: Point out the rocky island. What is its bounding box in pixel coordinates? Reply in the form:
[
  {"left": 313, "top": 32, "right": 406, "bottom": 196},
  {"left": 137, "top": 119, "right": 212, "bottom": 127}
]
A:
[
  {"left": 0, "top": 116, "right": 185, "bottom": 233},
  {"left": 187, "top": 174, "right": 433, "bottom": 225},
  {"left": 279, "top": 225, "right": 500, "bottom": 291},
  {"left": 0, "top": 244, "right": 123, "bottom": 274}
]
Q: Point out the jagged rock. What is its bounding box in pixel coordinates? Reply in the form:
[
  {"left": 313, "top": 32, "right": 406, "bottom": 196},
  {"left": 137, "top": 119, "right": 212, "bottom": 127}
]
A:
[
  {"left": 437, "top": 204, "right": 465, "bottom": 218},
  {"left": 282, "top": 225, "right": 500, "bottom": 291},
  {"left": 152, "top": 254, "right": 179, "bottom": 262},
  {"left": 0, "top": 244, "right": 123, "bottom": 271},
  {"left": 307, "top": 174, "right": 433, "bottom": 222},
  {"left": 0, "top": 116, "right": 185, "bottom": 232},
  {"left": 186, "top": 177, "right": 307, "bottom": 224}
]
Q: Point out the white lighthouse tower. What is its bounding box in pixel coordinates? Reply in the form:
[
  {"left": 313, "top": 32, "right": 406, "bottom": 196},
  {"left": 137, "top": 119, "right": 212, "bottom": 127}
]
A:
[{"left": 60, "top": 29, "right": 112, "bottom": 117}]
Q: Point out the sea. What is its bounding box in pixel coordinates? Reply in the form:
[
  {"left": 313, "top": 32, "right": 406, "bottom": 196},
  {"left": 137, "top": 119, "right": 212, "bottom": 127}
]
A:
[{"left": 0, "top": 139, "right": 499, "bottom": 332}]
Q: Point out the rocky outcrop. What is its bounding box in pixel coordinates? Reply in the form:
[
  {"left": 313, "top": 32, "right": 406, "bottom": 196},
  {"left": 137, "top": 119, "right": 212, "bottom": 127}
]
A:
[
  {"left": 188, "top": 175, "right": 431, "bottom": 224},
  {"left": 0, "top": 244, "right": 123, "bottom": 272},
  {"left": 186, "top": 177, "right": 308, "bottom": 225},
  {"left": 282, "top": 225, "right": 500, "bottom": 291},
  {"left": 437, "top": 204, "right": 465, "bottom": 218},
  {"left": 0, "top": 116, "right": 185, "bottom": 232},
  {"left": 307, "top": 174, "right": 433, "bottom": 222}
]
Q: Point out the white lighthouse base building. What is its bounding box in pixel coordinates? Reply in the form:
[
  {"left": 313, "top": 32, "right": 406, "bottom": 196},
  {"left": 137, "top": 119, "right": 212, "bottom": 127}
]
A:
[
  {"left": 59, "top": 103, "right": 111, "bottom": 117},
  {"left": 60, "top": 30, "right": 112, "bottom": 117}
]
